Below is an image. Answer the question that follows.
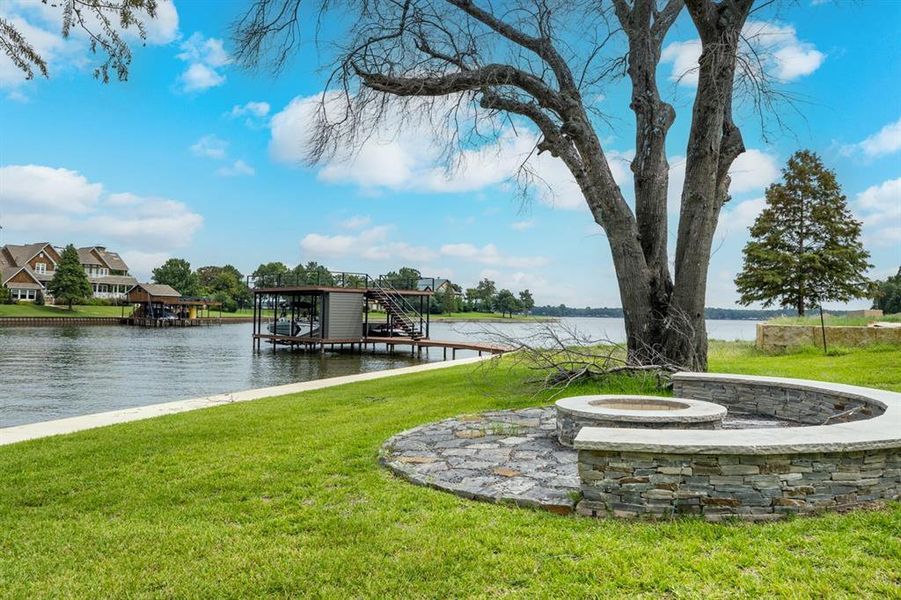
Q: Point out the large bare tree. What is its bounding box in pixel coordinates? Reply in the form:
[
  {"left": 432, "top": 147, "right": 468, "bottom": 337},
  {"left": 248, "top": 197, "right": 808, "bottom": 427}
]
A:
[{"left": 234, "top": 0, "right": 768, "bottom": 370}]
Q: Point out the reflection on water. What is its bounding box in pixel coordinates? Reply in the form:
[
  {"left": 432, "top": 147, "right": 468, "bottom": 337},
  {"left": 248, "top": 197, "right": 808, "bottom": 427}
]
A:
[{"left": 0, "top": 318, "right": 757, "bottom": 427}]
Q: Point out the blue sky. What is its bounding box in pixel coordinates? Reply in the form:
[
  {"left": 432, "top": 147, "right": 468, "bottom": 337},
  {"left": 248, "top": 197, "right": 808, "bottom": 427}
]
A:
[{"left": 1, "top": 0, "right": 899, "bottom": 308}]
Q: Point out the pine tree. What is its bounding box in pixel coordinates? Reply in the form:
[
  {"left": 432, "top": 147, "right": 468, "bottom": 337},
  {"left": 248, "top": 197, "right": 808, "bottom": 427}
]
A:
[
  {"left": 48, "top": 244, "right": 92, "bottom": 309},
  {"left": 735, "top": 150, "right": 872, "bottom": 316}
]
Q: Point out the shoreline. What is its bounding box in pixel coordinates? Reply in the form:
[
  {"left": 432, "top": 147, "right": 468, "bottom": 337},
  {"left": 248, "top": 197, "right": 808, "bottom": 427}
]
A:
[{"left": 0, "top": 354, "right": 492, "bottom": 446}]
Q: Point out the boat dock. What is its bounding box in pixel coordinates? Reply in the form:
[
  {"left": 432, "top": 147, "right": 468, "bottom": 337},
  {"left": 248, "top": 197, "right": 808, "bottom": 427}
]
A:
[{"left": 249, "top": 271, "right": 511, "bottom": 358}]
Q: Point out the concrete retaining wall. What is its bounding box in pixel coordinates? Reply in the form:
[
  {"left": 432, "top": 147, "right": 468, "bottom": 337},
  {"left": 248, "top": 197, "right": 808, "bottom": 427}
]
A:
[{"left": 756, "top": 323, "right": 901, "bottom": 351}]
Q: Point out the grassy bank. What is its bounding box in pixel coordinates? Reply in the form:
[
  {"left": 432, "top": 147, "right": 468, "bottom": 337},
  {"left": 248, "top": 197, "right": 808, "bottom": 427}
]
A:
[
  {"left": 1, "top": 343, "right": 899, "bottom": 596},
  {"left": 0, "top": 304, "right": 265, "bottom": 319},
  {"left": 768, "top": 313, "right": 901, "bottom": 327}
]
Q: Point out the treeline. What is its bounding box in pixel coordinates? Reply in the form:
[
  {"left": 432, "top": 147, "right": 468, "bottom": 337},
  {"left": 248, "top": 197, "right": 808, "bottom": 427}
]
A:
[
  {"left": 531, "top": 305, "right": 803, "bottom": 320},
  {"left": 152, "top": 259, "right": 251, "bottom": 312},
  {"left": 459, "top": 278, "right": 534, "bottom": 317}
]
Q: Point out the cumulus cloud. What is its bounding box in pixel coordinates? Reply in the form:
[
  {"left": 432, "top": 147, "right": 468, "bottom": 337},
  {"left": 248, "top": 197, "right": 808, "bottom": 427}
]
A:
[
  {"left": 189, "top": 135, "right": 255, "bottom": 177},
  {"left": 0, "top": 0, "right": 178, "bottom": 93},
  {"left": 0, "top": 164, "right": 203, "bottom": 251},
  {"left": 728, "top": 149, "right": 780, "bottom": 194},
  {"left": 842, "top": 116, "right": 901, "bottom": 158},
  {"left": 662, "top": 20, "right": 824, "bottom": 86},
  {"left": 854, "top": 178, "right": 901, "bottom": 246},
  {"left": 668, "top": 150, "right": 778, "bottom": 214},
  {"left": 176, "top": 32, "right": 230, "bottom": 93},
  {"left": 300, "top": 225, "right": 436, "bottom": 263},
  {"left": 228, "top": 101, "right": 271, "bottom": 124},
  {"left": 269, "top": 93, "right": 630, "bottom": 211},
  {"left": 298, "top": 222, "right": 547, "bottom": 272},
  {"left": 190, "top": 134, "right": 228, "bottom": 159},
  {"left": 0, "top": 164, "right": 102, "bottom": 213},
  {"left": 511, "top": 219, "right": 535, "bottom": 231},
  {"left": 340, "top": 215, "right": 372, "bottom": 230},
  {"left": 716, "top": 196, "right": 767, "bottom": 238},
  {"left": 440, "top": 243, "right": 549, "bottom": 268},
  {"left": 216, "top": 159, "right": 255, "bottom": 177}
]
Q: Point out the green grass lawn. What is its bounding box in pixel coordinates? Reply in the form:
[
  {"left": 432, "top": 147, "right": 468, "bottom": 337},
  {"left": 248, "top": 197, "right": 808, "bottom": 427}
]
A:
[
  {"left": 0, "top": 304, "right": 262, "bottom": 318},
  {"left": 1, "top": 343, "right": 899, "bottom": 596},
  {"left": 768, "top": 313, "right": 901, "bottom": 327}
]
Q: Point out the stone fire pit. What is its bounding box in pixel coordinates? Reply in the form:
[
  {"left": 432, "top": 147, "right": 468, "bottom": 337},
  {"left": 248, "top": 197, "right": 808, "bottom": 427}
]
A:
[{"left": 555, "top": 395, "right": 727, "bottom": 446}]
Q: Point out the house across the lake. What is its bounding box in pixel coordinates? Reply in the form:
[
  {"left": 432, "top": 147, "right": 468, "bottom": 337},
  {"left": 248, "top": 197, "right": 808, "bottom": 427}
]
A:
[{"left": 0, "top": 242, "right": 138, "bottom": 302}]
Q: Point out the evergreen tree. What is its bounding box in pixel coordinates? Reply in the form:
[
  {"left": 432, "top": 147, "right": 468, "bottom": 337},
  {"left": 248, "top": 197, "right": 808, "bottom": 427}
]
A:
[
  {"left": 152, "top": 258, "right": 199, "bottom": 297},
  {"left": 48, "top": 244, "right": 92, "bottom": 309},
  {"left": 872, "top": 267, "right": 901, "bottom": 315},
  {"left": 735, "top": 150, "right": 872, "bottom": 316}
]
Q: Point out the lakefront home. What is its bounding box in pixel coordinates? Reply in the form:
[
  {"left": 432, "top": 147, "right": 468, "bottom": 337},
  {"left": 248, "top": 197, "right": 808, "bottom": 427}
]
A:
[{"left": 0, "top": 242, "right": 138, "bottom": 302}]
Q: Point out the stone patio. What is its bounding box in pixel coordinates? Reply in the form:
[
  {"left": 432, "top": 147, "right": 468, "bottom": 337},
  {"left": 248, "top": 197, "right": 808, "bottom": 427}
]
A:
[{"left": 379, "top": 407, "right": 580, "bottom": 514}]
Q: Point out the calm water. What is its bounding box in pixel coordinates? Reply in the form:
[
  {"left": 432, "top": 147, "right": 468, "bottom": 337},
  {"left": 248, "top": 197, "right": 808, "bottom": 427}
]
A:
[{"left": 0, "top": 318, "right": 757, "bottom": 427}]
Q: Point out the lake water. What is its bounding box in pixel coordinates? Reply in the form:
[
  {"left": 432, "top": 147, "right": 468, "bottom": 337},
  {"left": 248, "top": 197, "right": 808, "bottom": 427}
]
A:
[{"left": 0, "top": 318, "right": 758, "bottom": 428}]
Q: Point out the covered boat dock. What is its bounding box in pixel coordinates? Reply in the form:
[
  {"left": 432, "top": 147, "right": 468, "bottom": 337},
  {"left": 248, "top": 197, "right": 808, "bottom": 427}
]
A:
[{"left": 250, "top": 272, "right": 509, "bottom": 357}]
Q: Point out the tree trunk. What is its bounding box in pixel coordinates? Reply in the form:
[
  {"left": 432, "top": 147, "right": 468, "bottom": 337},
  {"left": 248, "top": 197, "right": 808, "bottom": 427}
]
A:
[{"left": 662, "top": 0, "right": 751, "bottom": 371}]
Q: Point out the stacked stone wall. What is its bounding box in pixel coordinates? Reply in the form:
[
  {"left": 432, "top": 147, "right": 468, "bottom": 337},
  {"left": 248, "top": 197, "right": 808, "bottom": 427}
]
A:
[
  {"left": 577, "top": 449, "right": 901, "bottom": 521},
  {"left": 673, "top": 379, "right": 882, "bottom": 425}
]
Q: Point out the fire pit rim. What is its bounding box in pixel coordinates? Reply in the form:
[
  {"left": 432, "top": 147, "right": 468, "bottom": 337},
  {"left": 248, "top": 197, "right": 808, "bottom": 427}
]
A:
[{"left": 555, "top": 394, "right": 728, "bottom": 424}]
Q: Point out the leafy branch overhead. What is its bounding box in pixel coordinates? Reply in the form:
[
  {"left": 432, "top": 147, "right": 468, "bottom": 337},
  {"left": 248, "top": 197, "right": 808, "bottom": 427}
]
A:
[{"left": 0, "top": 0, "right": 163, "bottom": 83}]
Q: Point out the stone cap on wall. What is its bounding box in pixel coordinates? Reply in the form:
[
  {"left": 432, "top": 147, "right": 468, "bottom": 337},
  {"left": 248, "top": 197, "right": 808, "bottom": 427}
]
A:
[{"left": 574, "top": 372, "right": 901, "bottom": 455}]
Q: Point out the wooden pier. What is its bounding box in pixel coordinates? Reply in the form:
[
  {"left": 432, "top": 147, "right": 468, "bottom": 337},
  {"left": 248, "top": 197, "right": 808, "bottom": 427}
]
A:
[{"left": 252, "top": 333, "right": 510, "bottom": 358}]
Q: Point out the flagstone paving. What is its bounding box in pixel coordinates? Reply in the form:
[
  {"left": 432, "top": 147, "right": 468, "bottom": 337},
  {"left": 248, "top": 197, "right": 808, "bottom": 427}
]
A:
[{"left": 379, "top": 407, "right": 581, "bottom": 514}]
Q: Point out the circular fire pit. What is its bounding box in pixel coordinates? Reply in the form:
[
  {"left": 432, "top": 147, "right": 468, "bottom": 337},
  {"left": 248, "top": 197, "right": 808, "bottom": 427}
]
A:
[{"left": 556, "top": 395, "right": 726, "bottom": 447}]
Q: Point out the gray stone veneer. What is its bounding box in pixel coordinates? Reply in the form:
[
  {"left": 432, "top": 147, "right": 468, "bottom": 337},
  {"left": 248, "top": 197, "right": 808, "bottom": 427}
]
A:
[
  {"left": 672, "top": 377, "right": 883, "bottom": 425},
  {"left": 577, "top": 448, "right": 900, "bottom": 521},
  {"left": 574, "top": 373, "right": 901, "bottom": 520}
]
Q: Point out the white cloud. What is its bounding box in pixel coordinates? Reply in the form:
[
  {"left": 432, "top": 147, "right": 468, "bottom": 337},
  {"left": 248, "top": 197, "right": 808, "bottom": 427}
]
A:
[
  {"left": 668, "top": 150, "right": 778, "bottom": 214},
  {"left": 727, "top": 149, "right": 780, "bottom": 194},
  {"left": 843, "top": 116, "right": 901, "bottom": 158},
  {"left": 190, "top": 134, "right": 228, "bottom": 159},
  {"left": 216, "top": 160, "right": 255, "bottom": 177},
  {"left": 661, "top": 40, "right": 703, "bottom": 86},
  {"left": 176, "top": 32, "right": 230, "bottom": 93},
  {"left": 0, "top": 164, "right": 102, "bottom": 213},
  {"left": 228, "top": 101, "right": 271, "bottom": 119},
  {"left": 440, "top": 243, "right": 549, "bottom": 268},
  {"left": 855, "top": 178, "right": 901, "bottom": 246},
  {"left": 298, "top": 222, "right": 546, "bottom": 272},
  {"left": 716, "top": 196, "right": 767, "bottom": 238},
  {"left": 143, "top": 1, "right": 179, "bottom": 45},
  {"left": 269, "top": 93, "right": 630, "bottom": 211},
  {"left": 119, "top": 251, "right": 170, "bottom": 281},
  {"left": 0, "top": 164, "right": 203, "bottom": 252},
  {"left": 662, "top": 20, "right": 824, "bottom": 87},
  {"left": 179, "top": 63, "right": 225, "bottom": 92},
  {"left": 511, "top": 219, "right": 535, "bottom": 231},
  {"left": 341, "top": 215, "right": 371, "bottom": 230},
  {"left": 300, "top": 225, "right": 436, "bottom": 263}
]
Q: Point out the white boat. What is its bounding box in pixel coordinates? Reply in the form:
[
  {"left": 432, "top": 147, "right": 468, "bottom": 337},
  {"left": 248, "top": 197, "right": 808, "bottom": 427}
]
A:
[{"left": 268, "top": 318, "right": 319, "bottom": 337}]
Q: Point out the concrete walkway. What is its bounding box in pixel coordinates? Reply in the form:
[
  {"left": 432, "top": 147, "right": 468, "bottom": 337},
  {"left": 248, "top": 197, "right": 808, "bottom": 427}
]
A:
[{"left": 0, "top": 355, "right": 491, "bottom": 447}]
